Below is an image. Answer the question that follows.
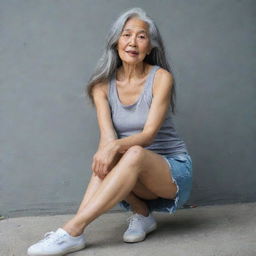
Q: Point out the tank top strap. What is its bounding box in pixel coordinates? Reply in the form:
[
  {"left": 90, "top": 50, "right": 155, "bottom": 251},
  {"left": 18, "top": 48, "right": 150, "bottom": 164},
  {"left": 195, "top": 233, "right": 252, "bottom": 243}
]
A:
[
  {"left": 144, "top": 65, "right": 161, "bottom": 105},
  {"left": 108, "top": 74, "right": 117, "bottom": 112}
]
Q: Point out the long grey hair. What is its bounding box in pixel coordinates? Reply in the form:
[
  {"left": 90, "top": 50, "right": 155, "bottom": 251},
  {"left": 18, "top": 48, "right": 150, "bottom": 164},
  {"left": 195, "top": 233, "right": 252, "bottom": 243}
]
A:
[{"left": 86, "top": 7, "right": 176, "bottom": 114}]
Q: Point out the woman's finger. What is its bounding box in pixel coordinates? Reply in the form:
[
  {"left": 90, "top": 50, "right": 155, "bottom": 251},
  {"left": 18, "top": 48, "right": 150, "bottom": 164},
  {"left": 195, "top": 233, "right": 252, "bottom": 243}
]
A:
[
  {"left": 95, "top": 159, "right": 101, "bottom": 175},
  {"left": 102, "top": 164, "right": 108, "bottom": 176}
]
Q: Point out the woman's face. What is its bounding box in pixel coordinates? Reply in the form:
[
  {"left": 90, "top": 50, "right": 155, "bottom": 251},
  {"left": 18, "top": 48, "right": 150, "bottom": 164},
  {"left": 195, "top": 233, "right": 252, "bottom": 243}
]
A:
[{"left": 116, "top": 17, "right": 151, "bottom": 65}]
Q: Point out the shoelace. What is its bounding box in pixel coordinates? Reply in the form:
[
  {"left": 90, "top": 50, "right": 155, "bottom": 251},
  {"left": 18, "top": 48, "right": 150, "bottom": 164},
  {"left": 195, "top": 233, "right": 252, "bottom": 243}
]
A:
[
  {"left": 127, "top": 214, "right": 143, "bottom": 231},
  {"left": 38, "top": 231, "right": 66, "bottom": 244},
  {"left": 44, "top": 231, "right": 55, "bottom": 238}
]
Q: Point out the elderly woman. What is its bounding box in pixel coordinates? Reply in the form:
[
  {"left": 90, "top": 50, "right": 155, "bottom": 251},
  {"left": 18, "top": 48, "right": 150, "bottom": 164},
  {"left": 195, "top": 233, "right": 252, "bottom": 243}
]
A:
[{"left": 27, "top": 7, "right": 193, "bottom": 256}]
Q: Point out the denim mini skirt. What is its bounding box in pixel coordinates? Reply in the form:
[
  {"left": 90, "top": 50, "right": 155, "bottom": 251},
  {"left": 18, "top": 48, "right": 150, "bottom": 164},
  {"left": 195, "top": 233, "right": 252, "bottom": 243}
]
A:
[{"left": 119, "top": 153, "right": 193, "bottom": 214}]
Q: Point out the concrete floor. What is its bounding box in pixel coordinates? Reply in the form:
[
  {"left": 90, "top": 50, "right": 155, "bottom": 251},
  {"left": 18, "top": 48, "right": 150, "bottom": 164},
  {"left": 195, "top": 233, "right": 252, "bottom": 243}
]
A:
[{"left": 0, "top": 202, "right": 255, "bottom": 256}]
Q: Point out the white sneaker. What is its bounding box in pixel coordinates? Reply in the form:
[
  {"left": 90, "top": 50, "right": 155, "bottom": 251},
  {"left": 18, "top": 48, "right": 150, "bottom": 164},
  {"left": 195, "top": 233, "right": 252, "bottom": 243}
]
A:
[
  {"left": 123, "top": 213, "right": 157, "bottom": 243},
  {"left": 27, "top": 228, "right": 86, "bottom": 256}
]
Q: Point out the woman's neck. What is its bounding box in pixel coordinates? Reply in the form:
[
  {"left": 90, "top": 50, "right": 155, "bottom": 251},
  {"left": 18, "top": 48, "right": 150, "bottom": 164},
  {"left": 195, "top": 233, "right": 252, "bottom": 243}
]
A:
[{"left": 117, "top": 62, "right": 149, "bottom": 83}]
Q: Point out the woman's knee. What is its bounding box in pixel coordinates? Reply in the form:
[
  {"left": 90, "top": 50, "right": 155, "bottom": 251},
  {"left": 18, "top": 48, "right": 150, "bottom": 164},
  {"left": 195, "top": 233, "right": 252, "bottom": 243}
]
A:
[
  {"left": 125, "top": 145, "right": 144, "bottom": 156},
  {"left": 122, "top": 145, "right": 145, "bottom": 165}
]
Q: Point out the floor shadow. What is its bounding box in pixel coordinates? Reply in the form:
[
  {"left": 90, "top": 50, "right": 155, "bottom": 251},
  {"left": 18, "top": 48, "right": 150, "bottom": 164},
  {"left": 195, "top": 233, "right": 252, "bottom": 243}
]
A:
[{"left": 156, "top": 216, "right": 203, "bottom": 235}]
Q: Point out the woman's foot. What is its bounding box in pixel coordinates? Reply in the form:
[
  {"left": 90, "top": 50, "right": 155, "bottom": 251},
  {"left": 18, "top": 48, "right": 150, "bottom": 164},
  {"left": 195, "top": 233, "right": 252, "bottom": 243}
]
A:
[
  {"left": 123, "top": 213, "right": 157, "bottom": 243},
  {"left": 27, "top": 228, "right": 86, "bottom": 256}
]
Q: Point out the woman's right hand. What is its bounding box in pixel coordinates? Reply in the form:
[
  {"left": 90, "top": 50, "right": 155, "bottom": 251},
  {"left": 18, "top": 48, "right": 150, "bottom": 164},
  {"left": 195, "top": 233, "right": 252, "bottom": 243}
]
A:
[{"left": 91, "top": 144, "right": 124, "bottom": 179}]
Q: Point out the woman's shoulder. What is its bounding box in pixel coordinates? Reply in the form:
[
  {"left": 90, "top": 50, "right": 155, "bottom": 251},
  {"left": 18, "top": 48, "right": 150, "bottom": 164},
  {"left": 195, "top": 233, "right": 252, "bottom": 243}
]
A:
[
  {"left": 92, "top": 81, "right": 109, "bottom": 99},
  {"left": 154, "top": 65, "right": 173, "bottom": 83},
  {"left": 154, "top": 65, "right": 172, "bottom": 77},
  {"left": 153, "top": 66, "right": 173, "bottom": 96}
]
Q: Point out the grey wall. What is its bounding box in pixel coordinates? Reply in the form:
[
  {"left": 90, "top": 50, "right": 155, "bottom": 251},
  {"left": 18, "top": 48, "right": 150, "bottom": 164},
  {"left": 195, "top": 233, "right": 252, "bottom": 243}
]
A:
[{"left": 0, "top": 0, "right": 255, "bottom": 218}]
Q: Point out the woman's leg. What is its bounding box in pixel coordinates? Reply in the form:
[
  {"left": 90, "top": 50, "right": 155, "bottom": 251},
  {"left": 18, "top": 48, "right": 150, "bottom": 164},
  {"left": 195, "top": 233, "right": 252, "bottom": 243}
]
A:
[
  {"left": 122, "top": 179, "right": 161, "bottom": 216},
  {"left": 76, "top": 152, "right": 124, "bottom": 214},
  {"left": 77, "top": 160, "right": 157, "bottom": 217},
  {"left": 77, "top": 172, "right": 154, "bottom": 216},
  {"left": 76, "top": 173, "right": 103, "bottom": 215},
  {"left": 63, "top": 146, "right": 177, "bottom": 237},
  {"left": 123, "top": 192, "right": 150, "bottom": 216}
]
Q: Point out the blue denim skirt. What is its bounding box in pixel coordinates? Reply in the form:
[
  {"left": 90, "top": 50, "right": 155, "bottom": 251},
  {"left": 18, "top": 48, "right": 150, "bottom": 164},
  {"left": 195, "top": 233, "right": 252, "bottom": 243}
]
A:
[{"left": 119, "top": 153, "right": 193, "bottom": 214}]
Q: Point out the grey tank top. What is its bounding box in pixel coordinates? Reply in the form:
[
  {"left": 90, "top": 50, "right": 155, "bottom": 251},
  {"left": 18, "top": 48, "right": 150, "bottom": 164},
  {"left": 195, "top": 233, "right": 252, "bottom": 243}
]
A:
[{"left": 108, "top": 64, "right": 188, "bottom": 157}]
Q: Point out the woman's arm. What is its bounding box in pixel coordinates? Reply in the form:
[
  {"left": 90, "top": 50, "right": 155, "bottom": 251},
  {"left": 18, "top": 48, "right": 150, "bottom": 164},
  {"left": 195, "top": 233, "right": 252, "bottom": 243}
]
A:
[
  {"left": 92, "top": 82, "right": 117, "bottom": 149},
  {"left": 91, "top": 82, "right": 123, "bottom": 178}
]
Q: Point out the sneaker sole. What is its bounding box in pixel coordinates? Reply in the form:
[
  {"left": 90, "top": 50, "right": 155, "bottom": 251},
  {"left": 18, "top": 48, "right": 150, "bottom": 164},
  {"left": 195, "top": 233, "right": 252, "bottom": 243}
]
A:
[
  {"left": 63, "top": 243, "right": 87, "bottom": 255},
  {"left": 27, "top": 243, "right": 86, "bottom": 256},
  {"left": 123, "top": 223, "right": 157, "bottom": 243}
]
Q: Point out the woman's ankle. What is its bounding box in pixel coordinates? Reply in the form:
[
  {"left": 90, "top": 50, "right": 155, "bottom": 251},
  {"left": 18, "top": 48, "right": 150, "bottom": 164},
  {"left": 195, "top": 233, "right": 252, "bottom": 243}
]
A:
[
  {"left": 125, "top": 192, "right": 150, "bottom": 217},
  {"left": 62, "top": 219, "right": 85, "bottom": 237},
  {"left": 132, "top": 205, "right": 150, "bottom": 217}
]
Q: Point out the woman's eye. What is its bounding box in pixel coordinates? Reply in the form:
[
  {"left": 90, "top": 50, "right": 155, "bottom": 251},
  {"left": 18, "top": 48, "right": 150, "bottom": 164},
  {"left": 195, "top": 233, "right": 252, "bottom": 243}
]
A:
[{"left": 122, "top": 34, "right": 146, "bottom": 38}]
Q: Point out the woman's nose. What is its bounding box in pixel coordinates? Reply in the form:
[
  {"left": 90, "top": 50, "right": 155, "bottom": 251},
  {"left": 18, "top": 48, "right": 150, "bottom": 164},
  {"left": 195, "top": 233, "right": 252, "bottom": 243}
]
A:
[{"left": 129, "top": 35, "right": 137, "bottom": 46}]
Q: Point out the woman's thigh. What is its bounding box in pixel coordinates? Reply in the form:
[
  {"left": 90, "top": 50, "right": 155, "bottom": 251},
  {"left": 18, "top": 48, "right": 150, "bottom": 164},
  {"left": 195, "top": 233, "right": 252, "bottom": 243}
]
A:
[
  {"left": 131, "top": 179, "right": 159, "bottom": 200},
  {"left": 119, "top": 146, "right": 178, "bottom": 200}
]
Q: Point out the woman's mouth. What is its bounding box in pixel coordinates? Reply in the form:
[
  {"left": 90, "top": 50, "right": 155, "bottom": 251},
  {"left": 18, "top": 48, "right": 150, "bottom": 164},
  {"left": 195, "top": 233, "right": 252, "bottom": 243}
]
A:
[{"left": 126, "top": 51, "right": 139, "bottom": 57}]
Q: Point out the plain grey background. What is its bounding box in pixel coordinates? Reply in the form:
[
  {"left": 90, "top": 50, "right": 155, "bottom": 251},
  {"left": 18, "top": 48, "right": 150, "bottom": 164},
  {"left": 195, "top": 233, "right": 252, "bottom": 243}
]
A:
[{"left": 0, "top": 0, "right": 255, "bottom": 218}]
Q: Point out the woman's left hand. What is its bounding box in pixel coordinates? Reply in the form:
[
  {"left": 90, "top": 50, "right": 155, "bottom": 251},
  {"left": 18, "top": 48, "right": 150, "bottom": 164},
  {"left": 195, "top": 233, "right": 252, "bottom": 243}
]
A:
[{"left": 91, "top": 141, "right": 120, "bottom": 179}]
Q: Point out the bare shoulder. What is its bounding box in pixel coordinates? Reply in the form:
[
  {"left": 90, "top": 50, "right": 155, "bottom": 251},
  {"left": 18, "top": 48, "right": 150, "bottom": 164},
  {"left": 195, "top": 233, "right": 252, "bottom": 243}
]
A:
[
  {"left": 154, "top": 67, "right": 173, "bottom": 83},
  {"left": 92, "top": 81, "right": 109, "bottom": 99},
  {"left": 153, "top": 67, "right": 173, "bottom": 96}
]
